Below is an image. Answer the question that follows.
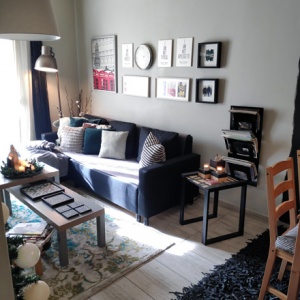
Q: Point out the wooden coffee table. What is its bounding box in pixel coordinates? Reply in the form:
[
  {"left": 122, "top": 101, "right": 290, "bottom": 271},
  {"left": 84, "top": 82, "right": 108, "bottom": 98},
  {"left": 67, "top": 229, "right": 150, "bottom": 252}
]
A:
[{"left": 7, "top": 184, "right": 106, "bottom": 267}]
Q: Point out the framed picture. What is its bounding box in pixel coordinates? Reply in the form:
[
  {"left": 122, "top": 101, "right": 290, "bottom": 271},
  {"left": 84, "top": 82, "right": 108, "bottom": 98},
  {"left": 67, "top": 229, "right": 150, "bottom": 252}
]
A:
[
  {"left": 176, "top": 37, "right": 193, "bottom": 67},
  {"left": 91, "top": 35, "right": 117, "bottom": 92},
  {"left": 158, "top": 39, "right": 172, "bottom": 67},
  {"left": 197, "top": 42, "right": 222, "bottom": 68},
  {"left": 196, "top": 79, "right": 219, "bottom": 104},
  {"left": 122, "top": 43, "right": 133, "bottom": 68},
  {"left": 123, "top": 75, "right": 150, "bottom": 97},
  {"left": 156, "top": 77, "right": 190, "bottom": 101}
]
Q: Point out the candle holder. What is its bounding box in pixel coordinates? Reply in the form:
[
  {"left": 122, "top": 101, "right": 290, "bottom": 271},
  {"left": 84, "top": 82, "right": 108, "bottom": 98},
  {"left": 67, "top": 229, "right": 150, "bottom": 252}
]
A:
[
  {"left": 210, "top": 158, "right": 225, "bottom": 170},
  {"left": 211, "top": 170, "right": 228, "bottom": 182},
  {"left": 198, "top": 167, "right": 211, "bottom": 179},
  {"left": 1, "top": 158, "right": 43, "bottom": 179}
]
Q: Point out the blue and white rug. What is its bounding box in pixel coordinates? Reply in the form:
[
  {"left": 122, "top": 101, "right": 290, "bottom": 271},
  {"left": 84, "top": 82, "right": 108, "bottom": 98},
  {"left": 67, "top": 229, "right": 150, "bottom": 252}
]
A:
[{"left": 8, "top": 189, "right": 174, "bottom": 300}]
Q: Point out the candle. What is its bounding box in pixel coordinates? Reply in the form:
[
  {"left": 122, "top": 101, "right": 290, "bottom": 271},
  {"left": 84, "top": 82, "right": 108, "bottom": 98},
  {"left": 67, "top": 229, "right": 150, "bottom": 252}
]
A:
[
  {"left": 216, "top": 166, "right": 223, "bottom": 174},
  {"left": 203, "top": 164, "right": 210, "bottom": 171},
  {"left": 18, "top": 166, "right": 25, "bottom": 172},
  {"left": 30, "top": 165, "right": 35, "bottom": 171}
]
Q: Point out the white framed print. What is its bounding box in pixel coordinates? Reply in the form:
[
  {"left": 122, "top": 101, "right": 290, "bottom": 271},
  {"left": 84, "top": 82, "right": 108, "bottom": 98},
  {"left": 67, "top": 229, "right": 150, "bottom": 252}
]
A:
[
  {"left": 122, "top": 43, "right": 133, "bottom": 68},
  {"left": 156, "top": 77, "right": 190, "bottom": 101},
  {"left": 123, "top": 76, "right": 150, "bottom": 97},
  {"left": 158, "top": 40, "right": 173, "bottom": 67},
  {"left": 176, "top": 37, "right": 193, "bottom": 67}
]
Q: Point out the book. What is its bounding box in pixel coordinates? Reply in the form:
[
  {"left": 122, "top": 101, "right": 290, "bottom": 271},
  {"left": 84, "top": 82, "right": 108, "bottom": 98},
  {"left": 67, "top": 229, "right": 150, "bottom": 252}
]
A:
[{"left": 7, "top": 221, "right": 48, "bottom": 236}]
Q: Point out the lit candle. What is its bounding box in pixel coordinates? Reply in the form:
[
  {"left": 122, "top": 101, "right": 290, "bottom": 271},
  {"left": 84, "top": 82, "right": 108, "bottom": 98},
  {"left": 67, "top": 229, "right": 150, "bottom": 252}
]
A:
[
  {"left": 18, "top": 166, "right": 25, "bottom": 172},
  {"left": 30, "top": 165, "right": 35, "bottom": 171},
  {"left": 19, "top": 159, "right": 28, "bottom": 167},
  {"left": 216, "top": 166, "right": 223, "bottom": 174},
  {"left": 203, "top": 164, "right": 210, "bottom": 171}
]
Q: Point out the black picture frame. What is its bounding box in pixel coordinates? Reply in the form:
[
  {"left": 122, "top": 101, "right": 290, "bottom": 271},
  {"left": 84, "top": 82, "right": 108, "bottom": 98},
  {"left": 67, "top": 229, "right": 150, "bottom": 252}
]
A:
[
  {"left": 196, "top": 79, "right": 219, "bottom": 104},
  {"left": 197, "top": 42, "right": 222, "bottom": 68}
]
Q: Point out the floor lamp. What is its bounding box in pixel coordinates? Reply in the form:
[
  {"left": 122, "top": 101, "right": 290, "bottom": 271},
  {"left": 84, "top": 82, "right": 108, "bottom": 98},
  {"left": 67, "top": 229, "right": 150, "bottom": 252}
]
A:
[{"left": 35, "top": 45, "right": 63, "bottom": 118}]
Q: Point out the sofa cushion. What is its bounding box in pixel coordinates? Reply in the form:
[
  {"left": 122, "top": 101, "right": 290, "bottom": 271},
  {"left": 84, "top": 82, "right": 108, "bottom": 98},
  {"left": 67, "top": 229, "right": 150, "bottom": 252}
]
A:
[
  {"left": 83, "top": 114, "right": 109, "bottom": 125},
  {"left": 99, "top": 131, "right": 129, "bottom": 160},
  {"left": 83, "top": 127, "right": 114, "bottom": 154},
  {"left": 70, "top": 117, "right": 88, "bottom": 127},
  {"left": 83, "top": 128, "right": 103, "bottom": 154},
  {"left": 139, "top": 132, "right": 166, "bottom": 167},
  {"left": 137, "top": 127, "right": 180, "bottom": 161},
  {"left": 56, "top": 117, "right": 71, "bottom": 143},
  {"left": 109, "top": 120, "right": 137, "bottom": 159},
  {"left": 60, "top": 126, "right": 84, "bottom": 153}
]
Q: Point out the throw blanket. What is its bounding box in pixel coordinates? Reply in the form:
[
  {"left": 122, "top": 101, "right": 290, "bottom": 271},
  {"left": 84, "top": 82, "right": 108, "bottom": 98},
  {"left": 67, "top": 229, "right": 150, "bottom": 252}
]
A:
[{"left": 18, "top": 140, "right": 69, "bottom": 177}]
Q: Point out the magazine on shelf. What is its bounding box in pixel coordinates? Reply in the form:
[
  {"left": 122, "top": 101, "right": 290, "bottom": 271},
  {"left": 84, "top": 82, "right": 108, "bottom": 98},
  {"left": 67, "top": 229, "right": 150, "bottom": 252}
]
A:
[
  {"left": 7, "top": 221, "right": 48, "bottom": 236},
  {"left": 221, "top": 156, "right": 258, "bottom": 182},
  {"left": 222, "top": 129, "right": 258, "bottom": 158}
]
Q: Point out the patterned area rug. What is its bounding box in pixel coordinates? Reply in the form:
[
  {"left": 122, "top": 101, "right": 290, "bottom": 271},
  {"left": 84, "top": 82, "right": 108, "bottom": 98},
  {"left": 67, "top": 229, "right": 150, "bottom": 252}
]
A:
[
  {"left": 8, "top": 192, "right": 174, "bottom": 300},
  {"left": 171, "top": 226, "right": 293, "bottom": 300}
]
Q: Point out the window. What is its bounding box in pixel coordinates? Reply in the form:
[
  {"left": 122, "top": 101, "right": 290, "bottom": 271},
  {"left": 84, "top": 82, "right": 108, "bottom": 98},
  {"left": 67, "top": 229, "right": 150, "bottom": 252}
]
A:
[{"left": 0, "top": 40, "right": 33, "bottom": 158}]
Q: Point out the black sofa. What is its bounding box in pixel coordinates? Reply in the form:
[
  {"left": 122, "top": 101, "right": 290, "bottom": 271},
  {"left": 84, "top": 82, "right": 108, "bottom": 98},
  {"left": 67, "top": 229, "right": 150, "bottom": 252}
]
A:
[{"left": 42, "top": 115, "right": 200, "bottom": 225}]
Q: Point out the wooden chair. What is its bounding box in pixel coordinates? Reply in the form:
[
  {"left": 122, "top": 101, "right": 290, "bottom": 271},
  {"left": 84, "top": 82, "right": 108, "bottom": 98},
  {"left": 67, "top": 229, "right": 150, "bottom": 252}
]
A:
[{"left": 259, "top": 157, "right": 300, "bottom": 299}]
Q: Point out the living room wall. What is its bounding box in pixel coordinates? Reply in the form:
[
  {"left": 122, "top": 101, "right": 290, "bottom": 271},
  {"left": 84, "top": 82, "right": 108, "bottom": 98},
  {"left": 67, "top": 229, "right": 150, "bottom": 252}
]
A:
[{"left": 48, "top": 0, "right": 300, "bottom": 217}]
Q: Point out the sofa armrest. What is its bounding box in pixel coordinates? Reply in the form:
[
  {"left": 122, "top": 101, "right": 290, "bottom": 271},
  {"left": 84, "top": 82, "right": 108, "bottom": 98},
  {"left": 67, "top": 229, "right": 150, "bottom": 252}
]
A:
[
  {"left": 41, "top": 132, "right": 58, "bottom": 144},
  {"left": 138, "top": 153, "right": 200, "bottom": 223}
]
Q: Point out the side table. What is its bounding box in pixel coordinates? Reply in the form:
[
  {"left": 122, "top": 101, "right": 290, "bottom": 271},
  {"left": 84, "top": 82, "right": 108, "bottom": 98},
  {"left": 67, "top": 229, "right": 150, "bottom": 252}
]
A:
[{"left": 180, "top": 171, "right": 247, "bottom": 245}]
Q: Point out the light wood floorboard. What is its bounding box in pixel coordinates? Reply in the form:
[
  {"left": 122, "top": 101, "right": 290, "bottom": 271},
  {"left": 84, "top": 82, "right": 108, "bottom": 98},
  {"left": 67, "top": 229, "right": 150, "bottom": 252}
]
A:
[{"left": 74, "top": 190, "right": 269, "bottom": 300}]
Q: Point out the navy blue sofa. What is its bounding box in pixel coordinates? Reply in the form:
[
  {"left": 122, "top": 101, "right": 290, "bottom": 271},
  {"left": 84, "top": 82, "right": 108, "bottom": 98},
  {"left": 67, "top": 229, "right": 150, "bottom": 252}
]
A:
[{"left": 42, "top": 116, "right": 200, "bottom": 225}]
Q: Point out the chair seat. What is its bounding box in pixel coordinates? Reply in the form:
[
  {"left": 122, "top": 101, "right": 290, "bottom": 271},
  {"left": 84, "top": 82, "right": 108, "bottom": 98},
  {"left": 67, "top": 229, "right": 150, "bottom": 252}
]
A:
[{"left": 276, "top": 224, "right": 298, "bottom": 255}]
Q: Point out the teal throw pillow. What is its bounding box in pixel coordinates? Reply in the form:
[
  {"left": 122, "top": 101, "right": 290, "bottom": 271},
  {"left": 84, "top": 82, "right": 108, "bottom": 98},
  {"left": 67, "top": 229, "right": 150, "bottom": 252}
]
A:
[
  {"left": 83, "top": 128, "right": 103, "bottom": 154},
  {"left": 70, "top": 117, "right": 88, "bottom": 127}
]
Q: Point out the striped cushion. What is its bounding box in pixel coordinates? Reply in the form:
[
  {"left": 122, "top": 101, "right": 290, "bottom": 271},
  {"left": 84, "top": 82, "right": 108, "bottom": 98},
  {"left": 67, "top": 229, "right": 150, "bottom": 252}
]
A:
[
  {"left": 275, "top": 224, "right": 298, "bottom": 255},
  {"left": 60, "top": 126, "right": 84, "bottom": 153},
  {"left": 139, "top": 132, "right": 166, "bottom": 167}
]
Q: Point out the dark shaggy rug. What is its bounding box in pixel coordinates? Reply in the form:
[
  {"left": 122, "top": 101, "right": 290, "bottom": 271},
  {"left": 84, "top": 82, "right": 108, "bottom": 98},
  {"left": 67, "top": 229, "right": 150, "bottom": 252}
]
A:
[{"left": 171, "top": 227, "right": 299, "bottom": 299}]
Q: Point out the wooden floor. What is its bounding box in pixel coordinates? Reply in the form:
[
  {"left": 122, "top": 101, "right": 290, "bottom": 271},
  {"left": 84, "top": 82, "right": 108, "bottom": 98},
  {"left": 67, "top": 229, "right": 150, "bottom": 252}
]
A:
[{"left": 84, "top": 192, "right": 268, "bottom": 300}]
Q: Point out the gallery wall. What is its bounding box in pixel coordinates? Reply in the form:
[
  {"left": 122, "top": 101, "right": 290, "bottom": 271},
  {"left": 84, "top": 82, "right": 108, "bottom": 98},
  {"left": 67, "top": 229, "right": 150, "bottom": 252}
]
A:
[{"left": 48, "top": 0, "right": 300, "bottom": 217}]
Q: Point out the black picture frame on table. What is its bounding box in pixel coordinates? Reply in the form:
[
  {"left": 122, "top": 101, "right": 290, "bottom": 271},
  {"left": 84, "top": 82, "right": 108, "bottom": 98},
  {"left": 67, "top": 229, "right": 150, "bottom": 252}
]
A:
[
  {"left": 196, "top": 79, "right": 219, "bottom": 104},
  {"left": 197, "top": 42, "right": 222, "bottom": 68}
]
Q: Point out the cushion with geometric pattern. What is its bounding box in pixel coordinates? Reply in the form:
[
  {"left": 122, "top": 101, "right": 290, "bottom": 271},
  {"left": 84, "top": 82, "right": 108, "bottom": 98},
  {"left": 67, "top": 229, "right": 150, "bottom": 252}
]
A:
[{"left": 139, "top": 132, "right": 166, "bottom": 167}]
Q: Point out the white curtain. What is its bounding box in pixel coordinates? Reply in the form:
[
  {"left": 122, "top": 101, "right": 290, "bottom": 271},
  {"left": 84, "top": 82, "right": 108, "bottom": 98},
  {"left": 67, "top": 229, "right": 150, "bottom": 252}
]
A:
[{"left": 0, "top": 40, "right": 34, "bottom": 158}]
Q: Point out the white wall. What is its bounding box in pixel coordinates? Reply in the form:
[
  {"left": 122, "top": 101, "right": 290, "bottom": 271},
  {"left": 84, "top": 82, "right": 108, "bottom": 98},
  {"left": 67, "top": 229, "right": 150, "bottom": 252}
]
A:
[{"left": 51, "top": 0, "right": 300, "bottom": 217}]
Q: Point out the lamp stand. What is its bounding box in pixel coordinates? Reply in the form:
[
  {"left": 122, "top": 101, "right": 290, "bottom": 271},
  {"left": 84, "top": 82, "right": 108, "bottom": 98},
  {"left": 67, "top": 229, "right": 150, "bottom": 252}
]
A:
[{"left": 56, "top": 72, "right": 62, "bottom": 118}]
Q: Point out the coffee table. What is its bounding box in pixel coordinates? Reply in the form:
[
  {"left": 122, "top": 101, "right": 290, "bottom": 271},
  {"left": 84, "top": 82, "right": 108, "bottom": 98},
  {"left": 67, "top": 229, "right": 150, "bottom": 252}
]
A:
[{"left": 7, "top": 183, "right": 106, "bottom": 267}]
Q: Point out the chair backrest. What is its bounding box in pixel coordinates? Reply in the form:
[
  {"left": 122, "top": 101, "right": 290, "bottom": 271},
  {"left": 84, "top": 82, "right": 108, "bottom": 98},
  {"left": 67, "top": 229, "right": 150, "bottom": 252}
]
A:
[{"left": 266, "top": 157, "right": 297, "bottom": 245}]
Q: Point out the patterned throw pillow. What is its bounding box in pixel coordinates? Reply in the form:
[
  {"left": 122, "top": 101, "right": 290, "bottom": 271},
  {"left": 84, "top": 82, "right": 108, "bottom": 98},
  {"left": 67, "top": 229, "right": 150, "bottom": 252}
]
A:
[
  {"left": 139, "top": 132, "right": 166, "bottom": 167},
  {"left": 60, "top": 126, "right": 84, "bottom": 153}
]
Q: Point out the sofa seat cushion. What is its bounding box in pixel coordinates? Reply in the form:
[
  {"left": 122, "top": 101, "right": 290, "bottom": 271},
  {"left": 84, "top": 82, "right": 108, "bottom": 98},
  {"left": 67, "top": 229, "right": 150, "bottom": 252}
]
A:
[
  {"left": 137, "top": 126, "right": 180, "bottom": 161},
  {"left": 64, "top": 152, "right": 139, "bottom": 184}
]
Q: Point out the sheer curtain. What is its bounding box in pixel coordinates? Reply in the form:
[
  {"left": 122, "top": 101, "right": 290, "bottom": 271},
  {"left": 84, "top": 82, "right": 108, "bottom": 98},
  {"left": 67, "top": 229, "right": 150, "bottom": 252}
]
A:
[{"left": 0, "top": 40, "right": 34, "bottom": 158}]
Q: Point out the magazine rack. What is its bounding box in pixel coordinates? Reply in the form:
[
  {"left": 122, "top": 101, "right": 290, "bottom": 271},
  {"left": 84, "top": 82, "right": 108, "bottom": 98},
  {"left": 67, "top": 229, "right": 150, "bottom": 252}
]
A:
[{"left": 222, "top": 105, "right": 264, "bottom": 186}]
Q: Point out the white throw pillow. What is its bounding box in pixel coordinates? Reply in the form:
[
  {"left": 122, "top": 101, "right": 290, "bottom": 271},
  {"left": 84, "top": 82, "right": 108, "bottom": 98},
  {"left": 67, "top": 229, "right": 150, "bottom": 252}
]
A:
[
  {"left": 57, "top": 117, "right": 71, "bottom": 144},
  {"left": 99, "top": 131, "right": 129, "bottom": 160},
  {"left": 60, "top": 126, "right": 84, "bottom": 153}
]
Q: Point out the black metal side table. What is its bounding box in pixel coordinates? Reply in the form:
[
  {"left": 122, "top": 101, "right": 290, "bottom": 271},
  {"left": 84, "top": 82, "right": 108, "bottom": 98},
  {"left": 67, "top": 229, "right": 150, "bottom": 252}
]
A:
[{"left": 180, "top": 171, "right": 247, "bottom": 245}]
